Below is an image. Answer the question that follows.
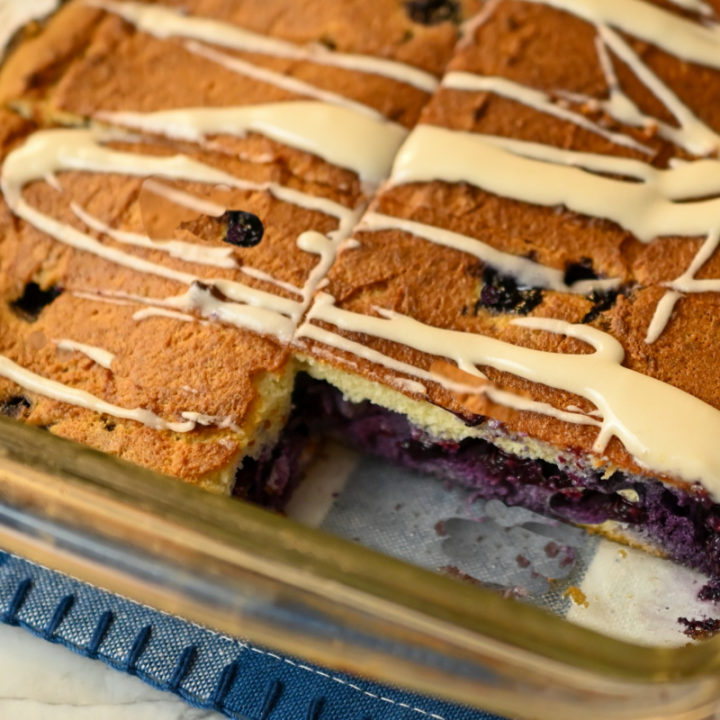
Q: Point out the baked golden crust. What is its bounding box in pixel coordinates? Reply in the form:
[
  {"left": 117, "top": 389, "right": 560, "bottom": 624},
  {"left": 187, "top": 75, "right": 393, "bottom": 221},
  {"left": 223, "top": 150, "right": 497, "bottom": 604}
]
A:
[
  {"left": 0, "top": 0, "right": 470, "bottom": 489},
  {"left": 0, "top": 0, "right": 467, "bottom": 127},
  {"left": 0, "top": 121, "right": 298, "bottom": 488}
]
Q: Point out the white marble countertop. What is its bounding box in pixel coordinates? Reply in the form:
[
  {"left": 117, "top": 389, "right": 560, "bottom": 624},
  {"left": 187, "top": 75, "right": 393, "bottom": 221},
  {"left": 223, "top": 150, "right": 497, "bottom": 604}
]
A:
[{"left": 0, "top": 624, "right": 222, "bottom": 719}]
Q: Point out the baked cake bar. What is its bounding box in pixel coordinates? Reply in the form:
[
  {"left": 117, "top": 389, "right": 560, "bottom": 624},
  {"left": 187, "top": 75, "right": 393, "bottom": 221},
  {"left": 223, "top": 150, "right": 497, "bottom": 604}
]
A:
[
  {"left": 3, "top": 0, "right": 720, "bottom": 579},
  {"left": 0, "top": 0, "right": 459, "bottom": 494},
  {"left": 295, "top": 0, "right": 720, "bottom": 577}
]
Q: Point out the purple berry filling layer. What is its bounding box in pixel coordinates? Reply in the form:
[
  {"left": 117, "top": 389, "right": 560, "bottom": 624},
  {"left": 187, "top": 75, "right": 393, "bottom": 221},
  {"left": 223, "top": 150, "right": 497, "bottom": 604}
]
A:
[
  {"left": 265, "top": 375, "right": 720, "bottom": 578},
  {"left": 232, "top": 411, "right": 309, "bottom": 507}
]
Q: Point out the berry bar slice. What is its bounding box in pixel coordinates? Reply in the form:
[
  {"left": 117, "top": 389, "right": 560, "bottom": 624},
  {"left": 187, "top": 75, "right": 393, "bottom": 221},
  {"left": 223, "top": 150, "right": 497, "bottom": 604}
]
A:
[
  {"left": 295, "top": 0, "right": 720, "bottom": 577},
  {"left": 0, "top": 0, "right": 463, "bottom": 494}
]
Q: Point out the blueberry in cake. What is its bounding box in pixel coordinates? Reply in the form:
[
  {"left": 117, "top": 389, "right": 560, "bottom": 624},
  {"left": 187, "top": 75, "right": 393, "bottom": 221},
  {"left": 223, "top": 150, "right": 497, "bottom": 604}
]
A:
[{"left": 3, "top": 0, "right": 720, "bottom": 580}]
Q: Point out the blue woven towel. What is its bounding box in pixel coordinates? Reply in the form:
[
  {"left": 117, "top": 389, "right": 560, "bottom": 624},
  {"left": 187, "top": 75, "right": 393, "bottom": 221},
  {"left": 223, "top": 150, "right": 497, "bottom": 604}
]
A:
[{"left": 0, "top": 551, "right": 501, "bottom": 720}]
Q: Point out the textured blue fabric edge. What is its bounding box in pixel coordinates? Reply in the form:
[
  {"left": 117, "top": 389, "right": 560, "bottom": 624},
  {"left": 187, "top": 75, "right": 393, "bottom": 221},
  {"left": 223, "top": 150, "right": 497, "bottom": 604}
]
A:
[{"left": 0, "top": 551, "right": 501, "bottom": 720}]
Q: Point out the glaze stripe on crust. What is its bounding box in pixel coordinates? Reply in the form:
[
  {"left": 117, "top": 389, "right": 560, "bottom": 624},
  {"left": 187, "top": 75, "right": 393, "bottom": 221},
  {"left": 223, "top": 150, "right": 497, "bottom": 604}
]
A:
[{"left": 87, "top": 0, "right": 440, "bottom": 94}]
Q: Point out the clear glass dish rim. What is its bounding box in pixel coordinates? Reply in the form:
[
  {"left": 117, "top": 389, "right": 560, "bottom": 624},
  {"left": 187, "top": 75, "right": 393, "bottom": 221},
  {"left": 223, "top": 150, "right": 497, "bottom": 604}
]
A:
[{"left": 1, "top": 416, "right": 720, "bottom": 720}]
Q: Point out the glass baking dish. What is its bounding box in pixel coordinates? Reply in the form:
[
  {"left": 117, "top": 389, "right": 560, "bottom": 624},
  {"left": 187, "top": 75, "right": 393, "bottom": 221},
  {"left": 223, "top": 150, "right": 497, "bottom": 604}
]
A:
[{"left": 2, "top": 415, "right": 720, "bottom": 720}]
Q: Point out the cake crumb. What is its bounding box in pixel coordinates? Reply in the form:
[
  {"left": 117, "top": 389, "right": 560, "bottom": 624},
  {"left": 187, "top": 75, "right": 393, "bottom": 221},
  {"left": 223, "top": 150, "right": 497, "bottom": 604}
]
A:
[
  {"left": 564, "top": 586, "right": 589, "bottom": 608},
  {"left": 502, "top": 586, "right": 530, "bottom": 600},
  {"left": 678, "top": 617, "right": 720, "bottom": 641},
  {"left": 440, "top": 566, "right": 530, "bottom": 599},
  {"left": 559, "top": 547, "right": 575, "bottom": 568},
  {"left": 441, "top": 565, "right": 482, "bottom": 586},
  {"left": 698, "top": 579, "right": 720, "bottom": 603},
  {"left": 618, "top": 549, "right": 628, "bottom": 558}
]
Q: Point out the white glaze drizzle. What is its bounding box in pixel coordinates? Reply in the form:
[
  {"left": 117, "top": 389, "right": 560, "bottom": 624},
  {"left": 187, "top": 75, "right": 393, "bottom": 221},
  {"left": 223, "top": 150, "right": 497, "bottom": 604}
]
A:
[
  {"left": 185, "top": 40, "right": 383, "bottom": 121},
  {"left": 140, "top": 167, "right": 355, "bottom": 239},
  {"left": 296, "top": 231, "right": 343, "bottom": 307},
  {"left": 240, "top": 266, "right": 304, "bottom": 296},
  {"left": 132, "top": 307, "right": 199, "bottom": 324},
  {"left": 1, "top": 12, "right": 408, "bottom": 415},
  {"left": 164, "top": 284, "right": 297, "bottom": 340},
  {"left": 7, "top": 0, "right": 720, "bottom": 485},
  {"left": 297, "top": 318, "right": 601, "bottom": 427},
  {"left": 97, "top": 102, "right": 407, "bottom": 186},
  {"left": 76, "top": 290, "right": 209, "bottom": 326},
  {"left": 55, "top": 339, "right": 116, "bottom": 370},
  {"left": 485, "top": 386, "right": 602, "bottom": 429},
  {"left": 105, "top": 284, "right": 298, "bottom": 341},
  {"left": 143, "top": 181, "right": 315, "bottom": 298},
  {"left": 430, "top": 4, "right": 720, "bottom": 345},
  {"left": 645, "top": 290, "right": 683, "bottom": 344},
  {"left": 141, "top": 179, "right": 225, "bottom": 218},
  {"left": 460, "top": 3, "right": 720, "bottom": 156},
  {"left": 565, "top": 404, "right": 603, "bottom": 418},
  {"left": 19, "top": 195, "right": 299, "bottom": 333},
  {"left": 445, "top": 4, "right": 720, "bottom": 345},
  {"left": 236, "top": 226, "right": 359, "bottom": 321},
  {"left": 298, "top": 320, "right": 486, "bottom": 395},
  {"left": 669, "top": 229, "right": 720, "bottom": 294},
  {"left": 442, "top": 72, "right": 653, "bottom": 154},
  {"left": 43, "top": 172, "right": 62, "bottom": 192},
  {"left": 552, "top": 32, "right": 667, "bottom": 149},
  {"left": 0, "top": 125, "right": 362, "bottom": 342},
  {"left": 70, "top": 201, "right": 238, "bottom": 269},
  {"left": 459, "top": 0, "right": 501, "bottom": 48},
  {"left": 390, "top": 377, "right": 427, "bottom": 395},
  {"left": 298, "top": 314, "right": 603, "bottom": 426},
  {"left": 594, "top": 25, "right": 720, "bottom": 156},
  {"left": 521, "top": 0, "right": 720, "bottom": 72},
  {"left": 375, "top": 122, "right": 720, "bottom": 480},
  {"left": 180, "top": 411, "right": 242, "bottom": 433},
  {"left": 357, "top": 211, "right": 620, "bottom": 294},
  {"left": 665, "top": 0, "right": 714, "bottom": 15},
  {"left": 0, "top": 0, "right": 58, "bottom": 58},
  {"left": 24, "top": 130, "right": 367, "bottom": 245},
  {"left": 0, "top": 354, "right": 195, "bottom": 433},
  {"left": 72, "top": 290, "right": 134, "bottom": 307},
  {"left": 646, "top": 229, "right": 720, "bottom": 342},
  {"left": 302, "top": 293, "right": 720, "bottom": 489},
  {"left": 390, "top": 125, "right": 720, "bottom": 242},
  {"left": 339, "top": 238, "right": 361, "bottom": 252},
  {"left": 88, "top": 0, "right": 439, "bottom": 93}
]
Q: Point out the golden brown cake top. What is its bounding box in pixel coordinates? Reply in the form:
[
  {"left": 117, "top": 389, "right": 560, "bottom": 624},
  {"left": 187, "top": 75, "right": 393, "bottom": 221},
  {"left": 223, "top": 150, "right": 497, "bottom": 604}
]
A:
[
  {"left": 0, "top": 0, "right": 470, "bottom": 128},
  {"left": 0, "top": 118, "right": 298, "bottom": 487},
  {"left": 0, "top": 0, "right": 470, "bottom": 485},
  {"left": 296, "top": 0, "right": 720, "bottom": 494}
]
